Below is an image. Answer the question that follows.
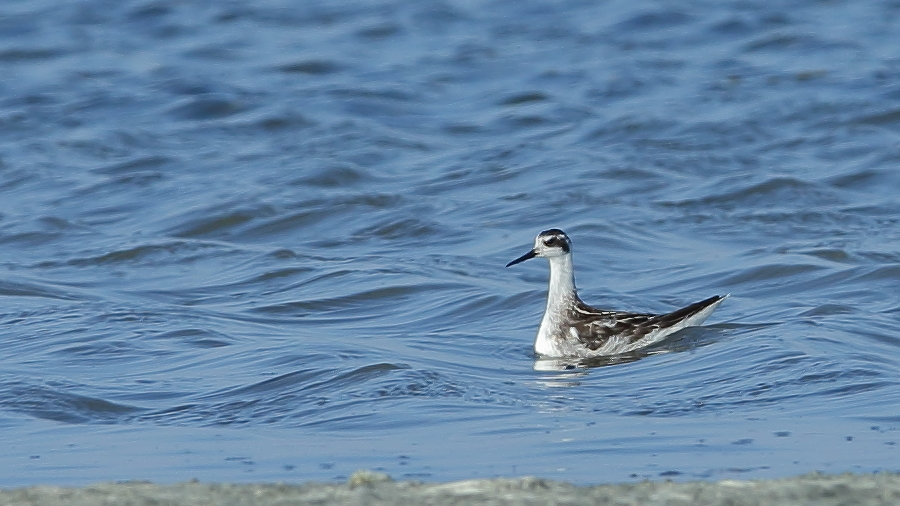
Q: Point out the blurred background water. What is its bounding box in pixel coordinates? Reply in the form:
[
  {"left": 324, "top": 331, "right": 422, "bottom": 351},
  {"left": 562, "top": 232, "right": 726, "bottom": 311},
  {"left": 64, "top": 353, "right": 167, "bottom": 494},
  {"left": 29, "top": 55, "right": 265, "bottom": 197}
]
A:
[{"left": 1, "top": 0, "right": 899, "bottom": 487}]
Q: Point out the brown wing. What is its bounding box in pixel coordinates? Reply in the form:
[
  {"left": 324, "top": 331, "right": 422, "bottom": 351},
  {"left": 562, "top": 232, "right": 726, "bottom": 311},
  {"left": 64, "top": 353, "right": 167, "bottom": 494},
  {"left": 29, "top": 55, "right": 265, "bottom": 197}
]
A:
[
  {"left": 644, "top": 295, "right": 726, "bottom": 328},
  {"left": 570, "top": 295, "right": 725, "bottom": 351}
]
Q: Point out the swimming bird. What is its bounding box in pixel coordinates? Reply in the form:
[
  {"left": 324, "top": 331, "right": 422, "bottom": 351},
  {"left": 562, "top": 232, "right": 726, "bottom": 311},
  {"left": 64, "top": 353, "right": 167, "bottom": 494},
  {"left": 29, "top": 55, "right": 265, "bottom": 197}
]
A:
[{"left": 506, "top": 229, "right": 727, "bottom": 357}]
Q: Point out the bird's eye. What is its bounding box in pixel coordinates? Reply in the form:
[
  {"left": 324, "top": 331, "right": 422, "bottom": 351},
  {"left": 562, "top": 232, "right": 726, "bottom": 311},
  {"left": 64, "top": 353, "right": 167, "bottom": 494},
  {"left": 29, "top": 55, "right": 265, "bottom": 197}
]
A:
[{"left": 543, "top": 237, "right": 556, "bottom": 246}]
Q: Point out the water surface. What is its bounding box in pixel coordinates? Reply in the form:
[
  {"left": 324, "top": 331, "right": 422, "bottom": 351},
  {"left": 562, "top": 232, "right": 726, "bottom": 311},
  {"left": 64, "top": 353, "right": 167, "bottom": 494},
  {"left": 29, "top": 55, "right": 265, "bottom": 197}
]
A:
[{"left": 1, "top": 0, "right": 899, "bottom": 486}]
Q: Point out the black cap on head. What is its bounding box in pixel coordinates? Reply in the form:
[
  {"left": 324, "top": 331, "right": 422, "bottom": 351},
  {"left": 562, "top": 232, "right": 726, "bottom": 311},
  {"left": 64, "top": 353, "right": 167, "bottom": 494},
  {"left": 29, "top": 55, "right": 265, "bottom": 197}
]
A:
[{"left": 537, "top": 229, "right": 570, "bottom": 253}]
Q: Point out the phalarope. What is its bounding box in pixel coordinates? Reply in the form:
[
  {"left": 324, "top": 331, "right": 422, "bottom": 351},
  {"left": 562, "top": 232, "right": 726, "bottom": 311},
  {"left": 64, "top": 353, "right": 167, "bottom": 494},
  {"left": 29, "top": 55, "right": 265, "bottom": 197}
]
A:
[{"left": 507, "top": 229, "right": 727, "bottom": 358}]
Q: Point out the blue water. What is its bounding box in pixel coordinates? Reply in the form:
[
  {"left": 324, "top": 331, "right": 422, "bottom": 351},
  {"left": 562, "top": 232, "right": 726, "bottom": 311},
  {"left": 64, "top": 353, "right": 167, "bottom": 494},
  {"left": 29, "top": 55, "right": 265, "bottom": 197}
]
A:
[{"left": 1, "top": 0, "right": 899, "bottom": 486}]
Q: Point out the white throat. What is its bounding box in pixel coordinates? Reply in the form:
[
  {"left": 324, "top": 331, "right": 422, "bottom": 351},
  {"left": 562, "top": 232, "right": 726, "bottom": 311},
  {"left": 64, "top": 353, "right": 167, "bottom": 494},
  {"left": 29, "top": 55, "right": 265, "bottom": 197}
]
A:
[
  {"left": 534, "top": 253, "right": 578, "bottom": 356},
  {"left": 545, "top": 253, "right": 576, "bottom": 310}
]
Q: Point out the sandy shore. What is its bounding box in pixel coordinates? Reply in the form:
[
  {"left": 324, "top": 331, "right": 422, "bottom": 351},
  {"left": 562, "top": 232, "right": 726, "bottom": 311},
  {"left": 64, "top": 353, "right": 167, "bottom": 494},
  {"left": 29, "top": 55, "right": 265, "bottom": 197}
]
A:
[{"left": 2, "top": 471, "right": 899, "bottom": 506}]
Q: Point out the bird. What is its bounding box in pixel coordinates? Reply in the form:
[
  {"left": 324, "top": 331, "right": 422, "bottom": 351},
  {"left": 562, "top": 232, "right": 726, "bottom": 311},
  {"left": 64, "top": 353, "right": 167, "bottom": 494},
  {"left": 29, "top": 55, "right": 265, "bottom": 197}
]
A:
[{"left": 506, "top": 229, "right": 727, "bottom": 358}]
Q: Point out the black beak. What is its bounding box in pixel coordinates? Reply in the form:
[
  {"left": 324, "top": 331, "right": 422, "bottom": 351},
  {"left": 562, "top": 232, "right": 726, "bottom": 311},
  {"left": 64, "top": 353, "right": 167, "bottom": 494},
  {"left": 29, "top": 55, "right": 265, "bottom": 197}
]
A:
[{"left": 506, "top": 249, "right": 537, "bottom": 267}]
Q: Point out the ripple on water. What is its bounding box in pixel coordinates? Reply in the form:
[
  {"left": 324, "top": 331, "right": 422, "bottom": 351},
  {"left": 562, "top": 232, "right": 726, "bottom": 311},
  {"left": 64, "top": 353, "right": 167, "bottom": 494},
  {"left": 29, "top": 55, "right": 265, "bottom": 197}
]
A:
[
  {"left": 0, "top": 380, "right": 145, "bottom": 424},
  {"left": 129, "top": 363, "right": 479, "bottom": 429}
]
